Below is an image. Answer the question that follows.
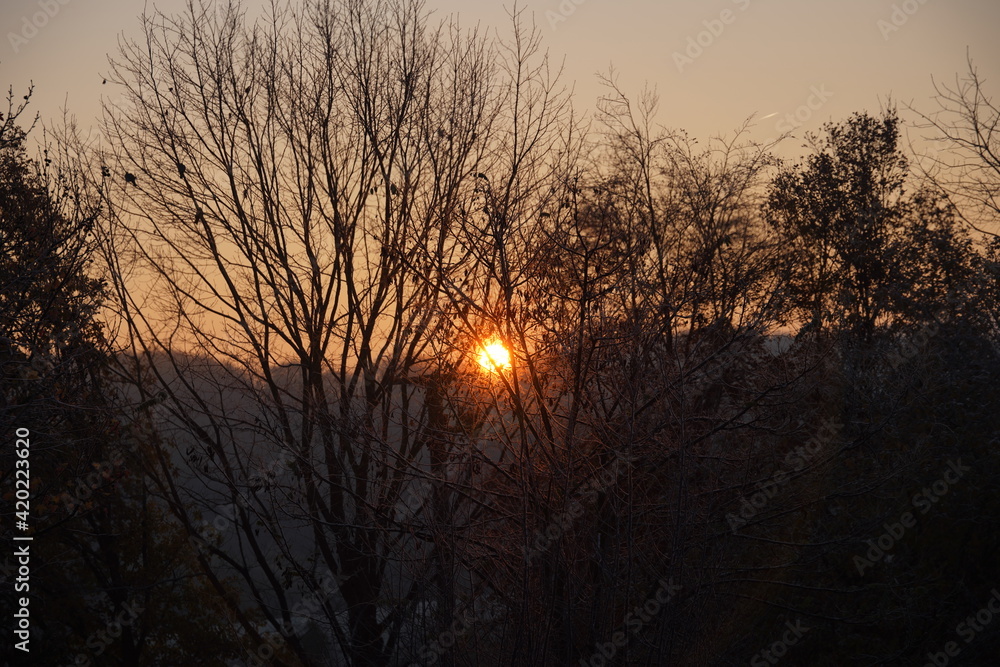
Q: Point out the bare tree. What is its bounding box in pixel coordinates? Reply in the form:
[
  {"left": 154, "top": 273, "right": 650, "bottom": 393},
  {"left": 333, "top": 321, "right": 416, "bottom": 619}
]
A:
[
  {"left": 81, "top": 2, "right": 1000, "bottom": 665},
  {"left": 418, "top": 69, "right": 805, "bottom": 665},
  {"left": 910, "top": 54, "right": 1000, "bottom": 237},
  {"left": 97, "top": 0, "right": 507, "bottom": 664}
]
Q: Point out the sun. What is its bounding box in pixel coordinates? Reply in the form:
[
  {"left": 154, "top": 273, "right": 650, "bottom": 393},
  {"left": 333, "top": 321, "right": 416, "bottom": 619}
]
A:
[{"left": 477, "top": 340, "right": 511, "bottom": 372}]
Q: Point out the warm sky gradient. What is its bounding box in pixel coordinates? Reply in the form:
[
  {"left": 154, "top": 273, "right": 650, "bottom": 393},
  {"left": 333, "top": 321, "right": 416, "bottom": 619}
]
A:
[{"left": 1, "top": 0, "right": 997, "bottom": 155}]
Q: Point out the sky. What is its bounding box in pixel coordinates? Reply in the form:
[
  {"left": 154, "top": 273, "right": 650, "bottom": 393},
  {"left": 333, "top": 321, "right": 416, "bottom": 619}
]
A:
[{"left": 0, "top": 0, "right": 997, "bottom": 158}]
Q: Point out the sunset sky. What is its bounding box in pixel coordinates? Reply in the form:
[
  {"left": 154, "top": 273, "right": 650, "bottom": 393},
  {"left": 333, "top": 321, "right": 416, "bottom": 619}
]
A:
[
  {"left": 1, "top": 0, "right": 997, "bottom": 155},
  {"left": 6, "top": 3, "right": 1000, "bottom": 665}
]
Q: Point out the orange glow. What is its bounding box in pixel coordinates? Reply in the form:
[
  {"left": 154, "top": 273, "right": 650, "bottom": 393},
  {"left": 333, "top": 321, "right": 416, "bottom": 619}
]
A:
[{"left": 477, "top": 340, "right": 511, "bottom": 373}]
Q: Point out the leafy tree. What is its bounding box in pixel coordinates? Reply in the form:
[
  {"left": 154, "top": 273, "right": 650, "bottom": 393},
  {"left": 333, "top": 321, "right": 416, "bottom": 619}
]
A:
[
  {"left": 765, "top": 110, "right": 910, "bottom": 337},
  {"left": 765, "top": 109, "right": 977, "bottom": 338},
  {"left": 1, "top": 90, "right": 246, "bottom": 667},
  {"left": 0, "top": 86, "right": 106, "bottom": 423},
  {"left": 49, "top": 0, "right": 1000, "bottom": 662}
]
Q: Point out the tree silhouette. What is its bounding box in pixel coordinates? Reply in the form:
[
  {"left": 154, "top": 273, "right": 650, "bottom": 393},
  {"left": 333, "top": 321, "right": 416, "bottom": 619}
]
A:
[
  {"left": 911, "top": 54, "right": 1000, "bottom": 237},
  {"left": 34, "top": 2, "right": 1000, "bottom": 664},
  {"left": 1, "top": 89, "right": 246, "bottom": 667}
]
